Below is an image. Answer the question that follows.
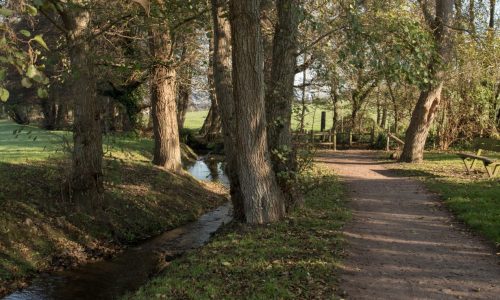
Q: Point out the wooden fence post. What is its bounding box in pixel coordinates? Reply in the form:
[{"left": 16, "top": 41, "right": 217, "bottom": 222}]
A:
[
  {"left": 320, "top": 112, "right": 326, "bottom": 132},
  {"left": 333, "top": 130, "right": 337, "bottom": 151}
]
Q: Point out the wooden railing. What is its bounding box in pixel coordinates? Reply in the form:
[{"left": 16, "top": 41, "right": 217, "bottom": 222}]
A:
[
  {"left": 293, "top": 130, "right": 376, "bottom": 150},
  {"left": 292, "top": 128, "right": 405, "bottom": 152}
]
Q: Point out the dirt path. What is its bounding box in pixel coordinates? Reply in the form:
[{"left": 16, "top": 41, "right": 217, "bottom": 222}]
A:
[{"left": 317, "top": 151, "right": 500, "bottom": 300}]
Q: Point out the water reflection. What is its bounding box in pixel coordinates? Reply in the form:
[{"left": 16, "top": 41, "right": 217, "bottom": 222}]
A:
[
  {"left": 4, "top": 204, "right": 232, "bottom": 300},
  {"left": 185, "top": 158, "right": 229, "bottom": 187},
  {"left": 3, "top": 158, "right": 231, "bottom": 300}
]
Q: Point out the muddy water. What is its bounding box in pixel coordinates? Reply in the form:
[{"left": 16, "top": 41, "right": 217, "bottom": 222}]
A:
[{"left": 4, "top": 160, "right": 232, "bottom": 300}]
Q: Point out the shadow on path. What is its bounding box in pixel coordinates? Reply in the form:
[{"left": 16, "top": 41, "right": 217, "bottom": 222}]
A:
[{"left": 318, "top": 150, "right": 500, "bottom": 300}]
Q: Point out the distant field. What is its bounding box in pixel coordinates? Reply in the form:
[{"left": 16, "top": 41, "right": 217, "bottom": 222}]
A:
[
  {"left": 0, "top": 106, "right": 340, "bottom": 162},
  {"left": 0, "top": 119, "right": 153, "bottom": 163},
  {"left": 185, "top": 106, "right": 338, "bottom": 132},
  {"left": 184, "top": 110, "right": 209, "bottom": 131}
]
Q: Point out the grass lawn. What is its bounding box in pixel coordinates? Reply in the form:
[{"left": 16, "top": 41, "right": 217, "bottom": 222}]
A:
[
  {"left": 386, "top": 151, "right": 500, "bottom": 247},
  {"left": 125, "top": 167, "right": 349, "bottom": 300},
  {"left": 184, "top": 110, "right": 210, "bottom": 131},
  {"left": 0, "top": 119, "right": 155, "bottom": 163},
  {"left": 0, "top": 119, "right": 226, "bottom": 295},
  {"left": 185, "top": 106, "right": 337, "bottom": 132}
]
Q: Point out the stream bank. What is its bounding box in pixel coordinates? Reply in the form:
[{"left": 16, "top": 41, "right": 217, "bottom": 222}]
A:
[
  {"left": 4, "top": 203, "right": 232, "bottom": 300},
  {"left": 0, "top": 155, "right": 228, "bottom": 298}
]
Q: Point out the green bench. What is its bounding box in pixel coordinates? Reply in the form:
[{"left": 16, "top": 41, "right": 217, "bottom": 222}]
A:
[{"left": 457, "top": 138, "right": 500, "bottom": 178}]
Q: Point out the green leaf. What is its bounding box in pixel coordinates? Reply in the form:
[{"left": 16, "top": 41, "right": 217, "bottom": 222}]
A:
[
  {"left": 32, "top": 35, "right": 49, "bottom": 50},
  {"left": 0, "top": 69, "right": 6, "bottom": 81},
  {"left": 26, "top": 65, "right": 39, "bottom": 78},
  {"left": 0, "top": 88, "right": 10, "bottom": 102},
  {"left": 37, "top": 88, "right": 49, "bottom": 99},
  {"left": 20, "top": 30, "right": 31, "bottom": 38},
  {"left": 0, "top": 8, "right": 14, "bottom": 17},
  {"left": 21, "top": 78, "right": 33, "bottom": 88},
  {"left": 25, "top": 5, "right": 38, "bottom": 16}
]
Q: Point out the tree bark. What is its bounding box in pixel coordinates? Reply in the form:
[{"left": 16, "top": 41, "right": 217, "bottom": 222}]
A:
[
  {"left": 149, "top": 25, "right": 182, "bottom": 172},
  {"left": 230, "top": 0, "right": 286, "bottom": 224},
  {"left": 211, "top": 0, "right": 244, "bottom": 220},
  {"left": 376, "top": 96, "right": 381, "bottom": 126},
  {"left": 332, "top": 89, "right": 339, "bottom": 131},
  {"left": 401, "top": 0, "right": 454, "bottom": 163},
  {"left": 176, "top": 80, "right": 190, "bottom": 131},
  {"left": 265, "top": 0, "right": 301, "bottom": 210},
  {"left": 200, "top": 35, "right": 222, "bottom": 141},
  {"left": 62, "top": 4, "right": 104, "bottom": 209},
  {"left": 41, "top": 98, "right": 57, "bottom": 130},
  {"left": 387, "top": 82, "right": 399, "bottom": 133},
  {"left": 468, "top": 0, "right": 476, "bottom": 33},
  {"left": 176, "top": 36, "right": 193, "bottom": 131},
  {"left": 176, "top": 78, "right": 191, "bottom": 132},
  {"left": 489, "top": 0, "right": 496, "bottom": 29},
  {"left": 381, "top": 105, "right": 387, "bottom": 129},
  {"left": 55, "top": 101, "right": 69, "bottom": 129},
  {"left": 299, "top": 55, "right": 307, "bottom": 132},
  {"left": 260, "top": 0, "right": 275, "bottom": 90}
]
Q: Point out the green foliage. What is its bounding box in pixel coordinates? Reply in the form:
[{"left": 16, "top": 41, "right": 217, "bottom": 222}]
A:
[{"left": 0, "top": 3, "right": 49, "bottom": 99}]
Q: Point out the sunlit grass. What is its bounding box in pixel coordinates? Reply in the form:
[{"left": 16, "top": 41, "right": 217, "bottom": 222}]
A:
[
  {"left": 387, "top": 151, "right": 500, "bottom": 246},
  {"left": 184, "top": 110, "right": 209, "bottom": 131},
  {"left": 0, "top": 120, "right": 154, "bottom": 163},
  {"left": 125, "top": 167, "right": 349, "bottom": 299},
  {"left": 185, "top": 105, "right": 338, "bottom": 133},
  {"left": 0, "top": 119, "right": 226, "bottom": 293}
]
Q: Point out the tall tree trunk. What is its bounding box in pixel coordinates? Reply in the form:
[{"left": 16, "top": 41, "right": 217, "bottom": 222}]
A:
[
  {"left": 376, "top": 96, "right": 381, "bottom": 126},
  {"left": 176, "top": 81, "right": 190, "bottom": 131},
  {"left": 55, "top": 101, "right": 69, "bottom": 129},
  {"left": 260, "top": 0, "right": 275, "bottom": 89},
  {"left": 387, "top": 82, "right": 399, "bottom": 133},
  {"left": 349, "top": 100, "right": 360, "bottom": 146},
  {"left": 487, "top": 0, "right": 498, "bottom": 137},
  {"left": 211, "top": 0, "right": 244, "bottom": 220},
  {"left": 468, "top": 0, "right": 476, "bottom": 33},
  {"left": 8, "top": 104, "right": 30, "bottom": 125},
  {"left": 265, "top": 0, "right": 301, "bottom": 210},
  {"left": 200, "top": 34, "right": 222, "bottom": 140},
  {"left": 63, "top": 5, "right": 104, "bottom": 209},
  {"left": 489, "top": 0, "right": 496, "bottom": 29},
  {"left": 332, "top": 89, "right": 339, "bottom": 131},
  {"left": 149, "top": 26, "right": 182, "bottom": 172},
  {"left": 299, "top": 56, "right": 307, "bottom": 132},
  {"left": 401, "top": 0, "right": 454, "bottom": 163},
  {"left": 230, "top": 0, "right": 286, "bottom": 224},
  {"left": 381, "top": 105, "right": 387, "bottom": 129},
  {"left": 176, "top": 36, "right": 193, "bottom": 131},
  {"left": 41, "top": 98, "right": 57, "bottom": 130}
]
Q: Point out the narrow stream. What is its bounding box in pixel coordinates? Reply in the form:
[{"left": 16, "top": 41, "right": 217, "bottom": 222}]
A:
[
  {"left": 185, "top": 157, "right": 229, "bottom": 187},
  {"left": 4, "top": 159, "right": 231, "bottom": 300}
]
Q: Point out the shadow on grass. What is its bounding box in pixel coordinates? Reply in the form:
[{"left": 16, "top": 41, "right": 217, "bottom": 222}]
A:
[
  {"left": 380, "top": 168, "right": 443, "bottom": 179},
  {"left": 0, "top": 158, "right": 226, "bottom": 286},
  {"left": 125, "top": 167, "right": 350, "bottom": 300},
  {"left": 425, "top": 179, "right": 500, "bottom": 245}
]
